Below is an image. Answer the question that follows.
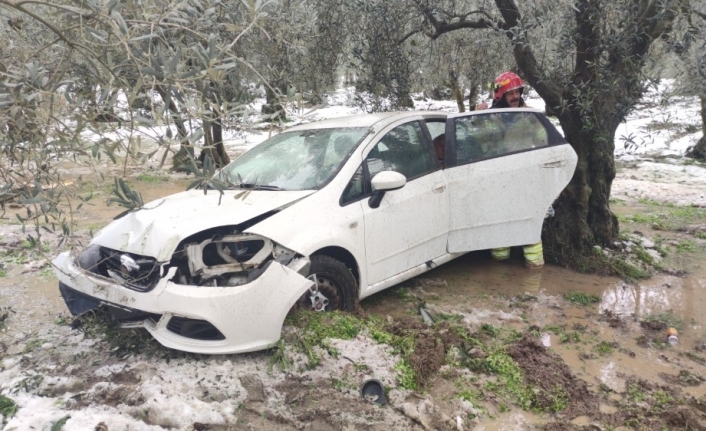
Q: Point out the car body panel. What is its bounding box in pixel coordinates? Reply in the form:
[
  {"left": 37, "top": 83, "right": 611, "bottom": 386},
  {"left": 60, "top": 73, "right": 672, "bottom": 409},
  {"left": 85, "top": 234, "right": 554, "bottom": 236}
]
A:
[
  {"left": 362, "top": 170, "right": 449, "bottom": 285},
  {"left": 92, "top": 189, "right": 314, "bottom": 261},
  {"left": 53, "top": 251, "right": 313, "bottom": 354},
  {"left": 53, "top": 109, "right": 578, "bottom": 355},
  {"left": 446, "top": 144, "right": 577, "bottom": 252}
]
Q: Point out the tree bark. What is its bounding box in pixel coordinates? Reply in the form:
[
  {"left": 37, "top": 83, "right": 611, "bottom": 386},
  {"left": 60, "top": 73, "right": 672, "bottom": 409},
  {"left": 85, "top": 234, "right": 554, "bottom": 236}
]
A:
[
  {"left": 685, "top": 95, "right": 706, "bottom": 160},
  {"left": 467, "top": 84, "right": 479, "bottom": 111},
  {"left": 446, "top": 71, "right": 466, "bottom": 113},
  {"left": 261, "top": 86, "right": 286, "bottom": 121},
  {"left": 543, "top": 112, "right": 619, "bottom": 262}
]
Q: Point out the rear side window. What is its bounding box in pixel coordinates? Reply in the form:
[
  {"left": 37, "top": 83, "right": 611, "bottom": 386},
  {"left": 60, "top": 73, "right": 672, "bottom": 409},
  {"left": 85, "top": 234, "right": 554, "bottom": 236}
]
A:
[{"left": 455, "top": 112, "right": 549, "bottom": 164}]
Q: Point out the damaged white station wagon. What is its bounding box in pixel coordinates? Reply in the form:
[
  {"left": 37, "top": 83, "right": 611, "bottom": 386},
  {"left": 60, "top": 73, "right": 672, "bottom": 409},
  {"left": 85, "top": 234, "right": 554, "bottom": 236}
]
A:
[{"left": 53, "top": 109, "right": 577, "bottom": 354}]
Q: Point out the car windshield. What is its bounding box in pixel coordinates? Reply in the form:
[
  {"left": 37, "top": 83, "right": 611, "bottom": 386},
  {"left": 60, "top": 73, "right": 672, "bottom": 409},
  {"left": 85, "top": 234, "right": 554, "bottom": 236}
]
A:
[{"left": 218, "top": 128, "right": 368, "bottom": 191}]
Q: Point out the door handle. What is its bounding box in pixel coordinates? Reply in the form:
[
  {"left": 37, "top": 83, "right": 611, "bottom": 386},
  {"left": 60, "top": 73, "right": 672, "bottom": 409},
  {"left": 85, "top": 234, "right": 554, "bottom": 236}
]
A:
[
  {"left": 542, "top": 160, "right": 566, "bottom": 168},
  {"left": 432, "top": 185, "right": 446, "bottom": 193}
]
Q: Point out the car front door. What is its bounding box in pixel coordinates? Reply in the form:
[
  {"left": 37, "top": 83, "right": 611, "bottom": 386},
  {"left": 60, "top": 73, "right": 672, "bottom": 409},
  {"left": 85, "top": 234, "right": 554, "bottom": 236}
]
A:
[
  {"left": 443, "top": 109, "right": 577, "bottom": 253},
  {"left": 354, "top": 120, "right": 448, "bottom": 289}
]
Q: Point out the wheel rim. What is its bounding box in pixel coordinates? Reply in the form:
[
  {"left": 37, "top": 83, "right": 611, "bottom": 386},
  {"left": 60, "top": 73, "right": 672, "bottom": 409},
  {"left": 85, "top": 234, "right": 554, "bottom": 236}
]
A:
[{"left": 298, "top": 274, "right": 341, "bottom": 312}]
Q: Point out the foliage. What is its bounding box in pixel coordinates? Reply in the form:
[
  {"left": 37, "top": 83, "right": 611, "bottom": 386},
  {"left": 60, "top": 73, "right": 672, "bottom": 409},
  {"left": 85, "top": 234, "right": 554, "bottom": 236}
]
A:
[
  {"left": 51, "top": 416, "right": 70, "bottom": 431},
  {"left": 563, "top": 291, "right": 601, "bottom": 306},
  {"left": 0, "top": 0, "right": 275, "bottom": 249},
  {"left": 0, "top": 395, "right": 18, "bottom": 420}
]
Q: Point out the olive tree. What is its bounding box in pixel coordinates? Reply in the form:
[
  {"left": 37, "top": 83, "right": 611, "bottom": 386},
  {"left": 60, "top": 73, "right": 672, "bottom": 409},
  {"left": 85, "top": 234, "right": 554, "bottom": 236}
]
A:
[
  {"left": 413, "top": 0, "right": 684, "bottom": 266},
  {"left": 0, "top": 0, "right": 268, "bottom": 243},
  {"left": 682, "top": 6, "right": 706, "bottom": 159}
]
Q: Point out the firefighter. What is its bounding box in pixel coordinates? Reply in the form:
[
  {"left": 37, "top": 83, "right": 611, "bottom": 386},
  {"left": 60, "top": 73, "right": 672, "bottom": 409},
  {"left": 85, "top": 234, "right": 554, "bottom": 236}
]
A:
[{"left": 479, "top": 71, "right": 545, "bottom": 268}]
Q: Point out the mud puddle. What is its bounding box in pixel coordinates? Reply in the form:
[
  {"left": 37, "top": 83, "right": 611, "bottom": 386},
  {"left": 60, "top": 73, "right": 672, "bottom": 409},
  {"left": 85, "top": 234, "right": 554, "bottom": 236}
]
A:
[{"left": 362, "top": 249, "right": 706, "bottom": 429}]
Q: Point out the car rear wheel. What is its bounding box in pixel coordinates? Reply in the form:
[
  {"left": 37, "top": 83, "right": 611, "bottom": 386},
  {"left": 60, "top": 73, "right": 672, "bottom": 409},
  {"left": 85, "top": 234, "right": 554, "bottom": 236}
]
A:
[{"left": 297, "top": 255, "right": 356, "bottom": 312}]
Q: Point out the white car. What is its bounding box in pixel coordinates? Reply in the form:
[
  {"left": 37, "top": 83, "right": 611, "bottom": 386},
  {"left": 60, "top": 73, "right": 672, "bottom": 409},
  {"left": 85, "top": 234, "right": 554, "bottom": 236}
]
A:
[{"left": 53, "top": 108, "right": 577, "bottom": 354}]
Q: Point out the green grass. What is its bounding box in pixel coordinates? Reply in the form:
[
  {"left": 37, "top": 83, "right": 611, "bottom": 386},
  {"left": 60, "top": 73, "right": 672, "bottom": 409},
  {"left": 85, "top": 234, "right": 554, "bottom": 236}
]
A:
[
  {"left": 483, "top": 350, "right": 535, "bottom": 410},
  {"left": 675, "top": 239, "right": 698, "bottom": 253},
  {"left": 0, "top": 395, "right": 18, "bottom": 419},
  {"left": 136, "top": 173, "right": 169, "bottom": 183},
  {"left": 564, "top": 291, "right": 600, "bottom": 305},
  {"left": 618, "top": 202, "right": 706, "bottom": 233},
  {"left": 643, "top": 311, "right": 683, "bottom": 331},
  {"left": 594, "top": 341, "right": 616, "bottom": 356},
  {"left": 284, "top": 311, "right": 420, "bottom": 388},
  {"left": 574, "top": 249, "right": 650, "bottom": 281}
]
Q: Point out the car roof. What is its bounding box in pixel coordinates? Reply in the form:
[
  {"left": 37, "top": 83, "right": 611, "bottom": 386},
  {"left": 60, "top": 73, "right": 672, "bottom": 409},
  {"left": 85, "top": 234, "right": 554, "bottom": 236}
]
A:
[
  {"left": 446, "top": 107, "right": 544, "bottom": 119},
  {"left": 285, "top": 110, "right": 447, "bottom": 131}
]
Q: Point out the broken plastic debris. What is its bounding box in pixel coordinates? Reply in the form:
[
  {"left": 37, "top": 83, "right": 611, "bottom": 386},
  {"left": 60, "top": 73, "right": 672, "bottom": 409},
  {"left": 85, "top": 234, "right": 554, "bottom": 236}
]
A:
[{"left": 419, "top": 305, "right": 434, "bottom": 326}]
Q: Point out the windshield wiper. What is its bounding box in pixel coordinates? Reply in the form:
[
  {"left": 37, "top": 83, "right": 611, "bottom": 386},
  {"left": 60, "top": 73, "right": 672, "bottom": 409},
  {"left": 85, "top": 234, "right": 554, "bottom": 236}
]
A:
[{"left": 238, "top": 183, "right": 283, "bottom": 191}]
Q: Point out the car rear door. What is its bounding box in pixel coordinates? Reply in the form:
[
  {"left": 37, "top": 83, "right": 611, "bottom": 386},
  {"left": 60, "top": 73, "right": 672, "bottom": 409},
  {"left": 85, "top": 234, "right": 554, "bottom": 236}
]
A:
[{"left": 443, "top": 109, "right": 577, "bottom": 253}]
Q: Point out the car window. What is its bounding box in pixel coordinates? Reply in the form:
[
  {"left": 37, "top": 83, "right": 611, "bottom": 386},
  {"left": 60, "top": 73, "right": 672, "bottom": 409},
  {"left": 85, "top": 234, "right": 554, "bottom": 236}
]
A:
[
  {"left": 365, "top": 122, "right": 435, "bottom": 181},
  {"left": 455, "top": 112, "right": 549, "bottom": 164},
  {"left": 341, "top": 165, "right": 365, "bottom": 205},
  {"left": 425, "top": 120, "right": 446, "bottom": 140},
  {"left": 218, "top": 128, "right": 367, "bottom": 190}
]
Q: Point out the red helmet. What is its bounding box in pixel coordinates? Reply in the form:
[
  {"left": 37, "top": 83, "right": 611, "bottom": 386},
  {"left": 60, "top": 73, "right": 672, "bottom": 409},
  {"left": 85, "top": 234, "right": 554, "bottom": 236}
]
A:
[{"left": 492, "top": 71, "right": 524, "bottom": 102}]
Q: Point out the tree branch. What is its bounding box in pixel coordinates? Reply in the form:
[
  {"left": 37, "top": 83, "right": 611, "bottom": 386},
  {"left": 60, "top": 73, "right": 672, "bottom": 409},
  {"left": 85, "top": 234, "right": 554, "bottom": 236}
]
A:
[
  {"left": 0, "top": 0, "right": 118, "bottom": 81},
  {"left": 574, "top": 0, "right": 600, "bottom": 85},
  {"left": 413, "top": 0, "right": 501, "bottom": 40},
  {"left": 493, "top": 0, "right": 562, "bottom": 110}
]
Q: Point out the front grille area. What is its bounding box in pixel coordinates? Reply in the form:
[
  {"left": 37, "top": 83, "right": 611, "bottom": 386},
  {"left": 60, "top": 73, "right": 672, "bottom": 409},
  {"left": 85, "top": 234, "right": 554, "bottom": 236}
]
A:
[
  {"left": 167, "top": 317, "right": 225, "bottom": 341},
  {"left": 97, "top": 247, "right": 161, "bottom": 292}
]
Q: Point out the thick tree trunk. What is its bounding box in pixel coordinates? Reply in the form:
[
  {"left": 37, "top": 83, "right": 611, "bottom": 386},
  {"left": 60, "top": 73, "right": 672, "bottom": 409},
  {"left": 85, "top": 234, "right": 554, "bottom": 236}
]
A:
[
  {"left": 198, "top": 117, "right": 230, "bottom": 168},
  {"left": 155, "top": 85, "right": 193, "bottom": 172},
  {"left": 446, "top": 71, "right": 465, "bottom": 113},
  {"left": 685, "top": 95, "right": 706, "bottom": 160},
  {"left": 261, "top": 86, "right": 286, "bottom": 121},
  {"left": 543, "top": 111, "right": 620, "bottom": 264},
  {"left": 467, "top": 84, "right": 479, "bottom": 111}
]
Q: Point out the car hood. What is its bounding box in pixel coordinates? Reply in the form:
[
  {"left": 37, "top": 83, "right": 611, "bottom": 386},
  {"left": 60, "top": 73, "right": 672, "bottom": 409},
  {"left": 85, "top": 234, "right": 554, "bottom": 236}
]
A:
[{"left": 90, "top": 189, "right": 315, "bottom": 261}]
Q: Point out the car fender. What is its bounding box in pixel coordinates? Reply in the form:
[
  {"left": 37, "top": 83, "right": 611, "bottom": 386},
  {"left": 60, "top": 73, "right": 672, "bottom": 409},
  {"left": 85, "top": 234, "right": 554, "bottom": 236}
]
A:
[{"left": 245, "top": 188, "right": 368, "bottom": 290}]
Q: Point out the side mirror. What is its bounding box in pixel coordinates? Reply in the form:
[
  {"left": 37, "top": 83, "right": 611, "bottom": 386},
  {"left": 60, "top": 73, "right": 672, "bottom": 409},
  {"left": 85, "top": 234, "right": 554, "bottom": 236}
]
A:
[{"left": 369, "top": 171, "right": 406, "bottom": 208}]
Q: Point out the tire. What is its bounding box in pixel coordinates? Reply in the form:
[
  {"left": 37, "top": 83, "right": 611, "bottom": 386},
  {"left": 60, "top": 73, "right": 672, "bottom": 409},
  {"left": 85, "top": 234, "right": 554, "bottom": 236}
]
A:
[{"left": 305, "top": 255, "right": 357, "bottom": 312}]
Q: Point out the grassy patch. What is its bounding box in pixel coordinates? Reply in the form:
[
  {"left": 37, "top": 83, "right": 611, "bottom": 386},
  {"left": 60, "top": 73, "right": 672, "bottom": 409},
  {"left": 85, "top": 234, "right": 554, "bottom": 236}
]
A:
[
  {"left": 643, "top": 311, "right": 683, "bottom": 331},
  {"left": 674, "top": 239, "right": 698, "bottom": 253},
  {"left": 618, "top": 202, "right": 706, "bottom": 233},
  {"left": 564, "top": 291, "right": 600, "bottom": 305},
  {"left": 136, "top": 173, "right": 169, "bottom": 183},
  {"left": 283, "top": 311, "right": 421, "bottom": 389},
  {"left": 0, "top": 395, "right": 18, "bottom": 420},
  {"left": 22, "top": 338, "right": 44, "bottom": 354},
  {"left": 572, "top": 249, "right": 650, "bottom": 281},
  {"left": 594, "top": 341, "right": 617, "bottom": 356},
  {"left": 483, "top": 350, "right": 535, "bottom": 410}
]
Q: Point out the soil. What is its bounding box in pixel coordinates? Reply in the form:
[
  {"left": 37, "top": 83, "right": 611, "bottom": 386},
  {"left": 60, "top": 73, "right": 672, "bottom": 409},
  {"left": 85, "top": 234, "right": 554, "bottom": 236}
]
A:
[{"left": 2, "top": 155, "right": 706, "bottom": 431}]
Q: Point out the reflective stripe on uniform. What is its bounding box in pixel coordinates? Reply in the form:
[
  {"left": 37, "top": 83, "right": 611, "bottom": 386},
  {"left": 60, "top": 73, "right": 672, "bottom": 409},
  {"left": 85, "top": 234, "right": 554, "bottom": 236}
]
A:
[
  {"left": 523, "top": 242, "right": 544, "bottom": 265},
  {"left": 491, "top": 247, "right": 511, "bottom": 261}
]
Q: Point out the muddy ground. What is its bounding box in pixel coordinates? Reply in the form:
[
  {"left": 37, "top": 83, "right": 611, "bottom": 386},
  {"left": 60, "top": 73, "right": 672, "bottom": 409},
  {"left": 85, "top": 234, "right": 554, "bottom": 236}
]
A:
[{"left": 2, "top": 156, "right": 706, "bottom": 431}]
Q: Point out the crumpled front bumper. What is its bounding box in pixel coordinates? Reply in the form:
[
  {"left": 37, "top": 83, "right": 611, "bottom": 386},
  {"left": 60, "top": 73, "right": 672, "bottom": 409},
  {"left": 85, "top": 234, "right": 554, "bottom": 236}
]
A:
[{"left": 53, "top": 251, "right": 313, "bottom": 354}]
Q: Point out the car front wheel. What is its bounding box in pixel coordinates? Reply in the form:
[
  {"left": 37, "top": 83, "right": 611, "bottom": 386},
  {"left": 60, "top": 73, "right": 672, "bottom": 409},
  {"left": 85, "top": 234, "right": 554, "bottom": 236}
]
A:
[{"left": 297, "top": 255, "right": 356, "bottom": 312}]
